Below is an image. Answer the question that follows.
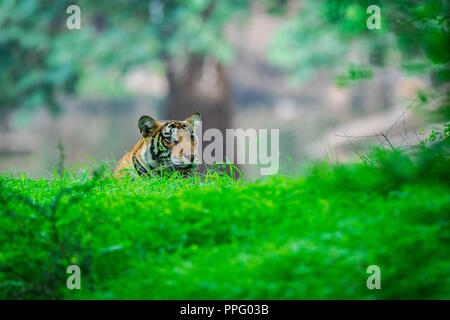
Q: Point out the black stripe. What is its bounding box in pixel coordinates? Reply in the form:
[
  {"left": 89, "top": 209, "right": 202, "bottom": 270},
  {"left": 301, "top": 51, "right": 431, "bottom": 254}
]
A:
[
  {"left": 151, "top": 133, "right": 162, "bottom": 158},
  {"left": 132, "top": 153, "right": 149, "bottom": 177}
]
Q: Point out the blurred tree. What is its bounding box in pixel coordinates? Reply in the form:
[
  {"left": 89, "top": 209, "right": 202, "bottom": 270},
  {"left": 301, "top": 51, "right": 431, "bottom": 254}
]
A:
[
  {"left": 1, "top": 0, "right": 448, "bottom": 132},
  {"left": 0, "top": 0, "right": 75, "bottom": 130},
  {"left": 0, "top": 0, "right": 248, "bottom": 164},
  {"left": 268, "top": 0, "right": 450, "bottom": 118}
]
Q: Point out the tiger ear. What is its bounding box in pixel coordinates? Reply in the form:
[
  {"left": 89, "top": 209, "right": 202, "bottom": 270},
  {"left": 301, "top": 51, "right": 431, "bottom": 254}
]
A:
[
  {"left": 185, "top": 112, "right": 201, "bottom": 129},
  {"left": 138, "top": 115, "right": 157, "bottom": 138}
]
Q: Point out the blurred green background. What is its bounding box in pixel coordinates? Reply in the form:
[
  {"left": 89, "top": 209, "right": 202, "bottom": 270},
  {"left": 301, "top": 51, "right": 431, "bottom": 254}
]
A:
[{"left": 0, "top": 0, "right": 448, "bottom": 177}]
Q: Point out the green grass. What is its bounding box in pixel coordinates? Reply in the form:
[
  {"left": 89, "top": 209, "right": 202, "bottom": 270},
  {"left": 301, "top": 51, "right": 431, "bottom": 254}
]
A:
[{"left": 0, "top": 143, "right": 449, "bottom": 299}]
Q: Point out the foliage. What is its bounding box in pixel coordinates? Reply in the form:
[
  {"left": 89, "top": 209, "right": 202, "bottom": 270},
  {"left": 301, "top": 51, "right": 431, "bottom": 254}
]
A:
[
  {"left": 0, "top": 0, "right": 254, "bottom": 115},
  {"left": 419, "top": 123, "right": 450, "bottom": 146},
  {"left": 0, "top": 0, "right": 74, "bottom": 114},
  {"left": 0, "top": 0, "right": 160, "bottom": 116},
  {"left": 268, "top": 0, "right": 450, "bottom": 84},
  {"left": 335, "top": 63, "right": 374, "bottom": 87},
  {"left": 0, "top": 142, "right": 449, "bottom": 299}
]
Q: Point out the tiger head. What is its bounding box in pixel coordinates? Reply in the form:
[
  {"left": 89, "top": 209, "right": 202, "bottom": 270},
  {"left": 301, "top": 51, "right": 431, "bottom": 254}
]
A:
[{"left": 137, "top": 112, "right": 201, "bottom": 173}]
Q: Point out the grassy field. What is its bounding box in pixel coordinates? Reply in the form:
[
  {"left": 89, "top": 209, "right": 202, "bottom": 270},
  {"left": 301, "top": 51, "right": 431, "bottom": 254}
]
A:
[{"left": 0, "top": 143, "right": 449, "bottom": 300}]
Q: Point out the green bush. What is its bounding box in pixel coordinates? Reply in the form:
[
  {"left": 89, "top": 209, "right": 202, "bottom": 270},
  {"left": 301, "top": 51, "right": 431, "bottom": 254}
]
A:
[{"left": 0, "top": 143, "right": 449, "bottom": 299}]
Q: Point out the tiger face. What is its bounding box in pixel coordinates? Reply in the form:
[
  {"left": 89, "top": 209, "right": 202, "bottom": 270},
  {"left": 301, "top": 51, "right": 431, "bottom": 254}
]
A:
[{"left": 137, "top": 112, "right": 200, "bottom": 173}]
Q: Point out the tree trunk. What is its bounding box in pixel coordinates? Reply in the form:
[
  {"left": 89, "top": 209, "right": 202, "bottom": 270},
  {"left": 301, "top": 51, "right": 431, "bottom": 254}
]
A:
[
  {"left": 165, "top": 53, "right": 236, "bottom": 175},
  {"left": 0, "top": 109, "right": 11, "bottom": 132}
]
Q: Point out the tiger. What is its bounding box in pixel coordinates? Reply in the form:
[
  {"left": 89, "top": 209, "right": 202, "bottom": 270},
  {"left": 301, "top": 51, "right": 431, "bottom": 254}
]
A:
[{"left": 113, "top": 112, "right": 200, "bottom": 179}]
